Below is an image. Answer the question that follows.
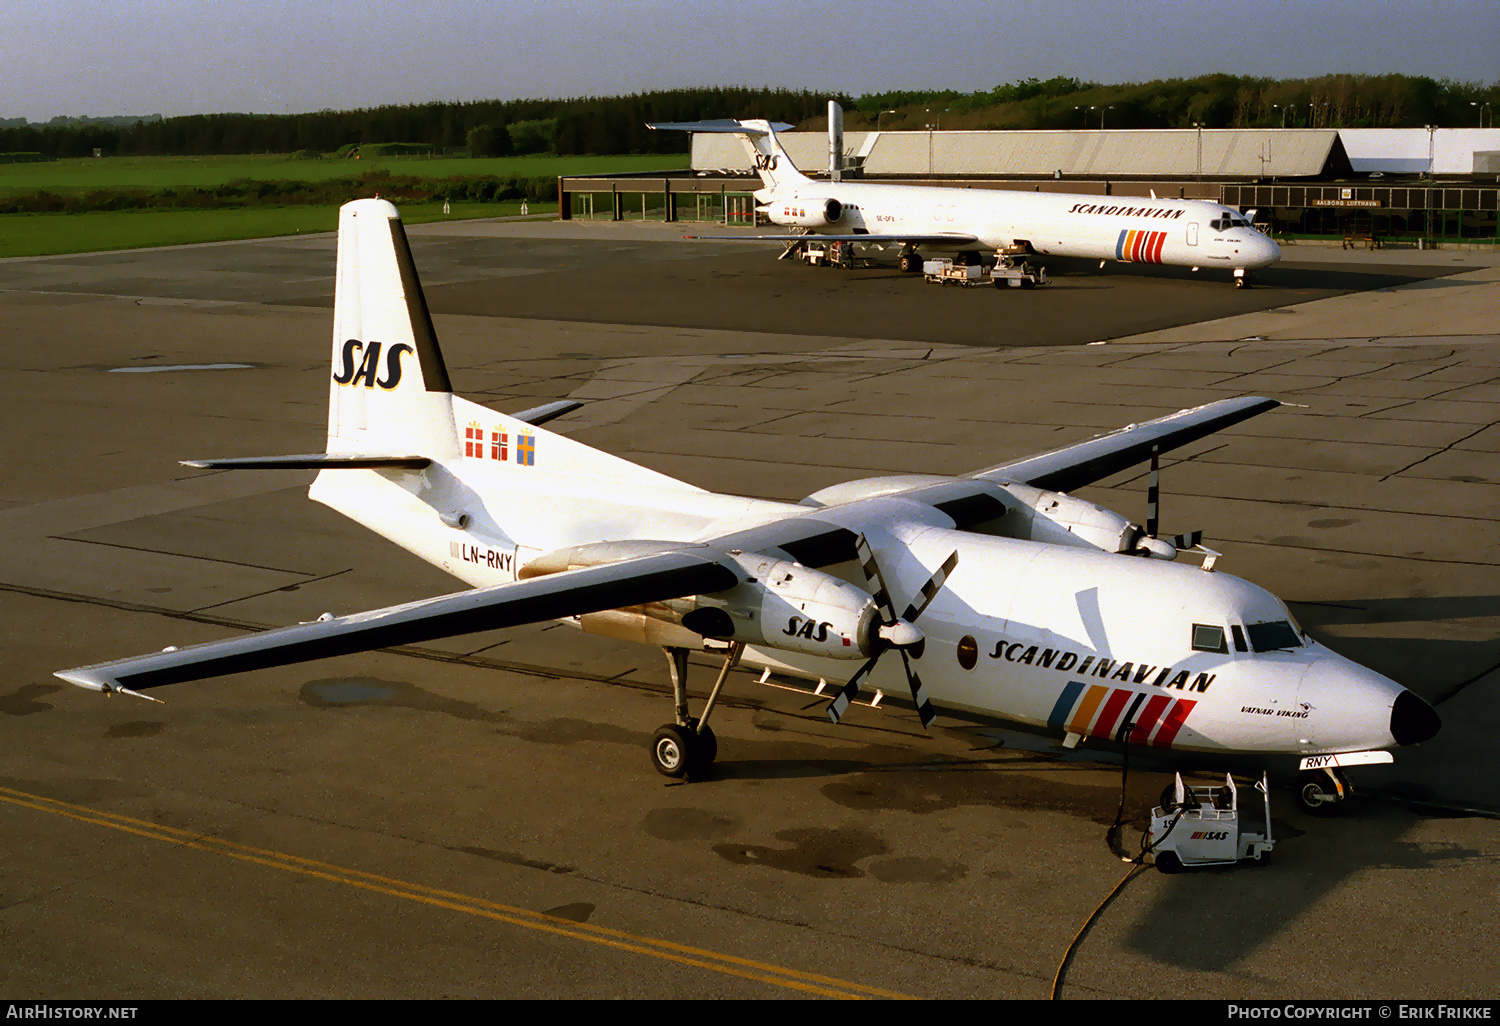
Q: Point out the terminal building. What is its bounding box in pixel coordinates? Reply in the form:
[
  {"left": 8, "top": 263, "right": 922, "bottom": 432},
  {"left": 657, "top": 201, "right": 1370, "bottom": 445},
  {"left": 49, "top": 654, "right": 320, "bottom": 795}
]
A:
[{"left": 560, "top": 127, "right": 1500, "bottom": 248}]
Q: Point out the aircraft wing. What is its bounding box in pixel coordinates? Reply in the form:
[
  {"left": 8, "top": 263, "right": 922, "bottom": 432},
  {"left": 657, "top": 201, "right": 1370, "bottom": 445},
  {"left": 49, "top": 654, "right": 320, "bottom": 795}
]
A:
[
  {"left": 970, "top": 396, "right": 1281, "bottom": 492},
  {"left": 56, "top": 549, "right": 739, "bottom": 697},
  {"left": 687, "top": 232, "right": 980, "bottom": 246}
]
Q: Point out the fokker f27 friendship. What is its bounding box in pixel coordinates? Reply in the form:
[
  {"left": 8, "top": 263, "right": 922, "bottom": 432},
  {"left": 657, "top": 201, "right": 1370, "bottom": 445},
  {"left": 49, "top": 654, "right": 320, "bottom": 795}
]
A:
[
  {"left": 650, "top": 118, "right": 1281, "bottom": 287},
  {"left": 57, "top": 199, "right": 1434, "bottom": 816}
]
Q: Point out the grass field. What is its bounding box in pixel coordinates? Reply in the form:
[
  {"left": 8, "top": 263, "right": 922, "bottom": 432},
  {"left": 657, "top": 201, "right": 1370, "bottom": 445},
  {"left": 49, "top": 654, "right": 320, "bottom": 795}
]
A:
[
  {"left": 0, "top": 152, "right": 687, "bottom": 192},
  {"left": 0, "top": 200, "right": 552, "bottom": 259}
]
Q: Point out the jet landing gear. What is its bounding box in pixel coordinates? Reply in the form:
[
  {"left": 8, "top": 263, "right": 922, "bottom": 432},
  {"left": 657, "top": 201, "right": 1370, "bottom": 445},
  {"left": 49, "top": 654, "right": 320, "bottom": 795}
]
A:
[
  {"left": 898, "top": 247, "right": 923, "bottom": 273},
  {"left": 1234, "top": 268, "right": 1254, "bottom": 289},
  {"left": 649, "top": 643, "right": 742, "bottom": 779},
  {"left": 1295, "top": 767, "right": 1350, "bottom": 816}
]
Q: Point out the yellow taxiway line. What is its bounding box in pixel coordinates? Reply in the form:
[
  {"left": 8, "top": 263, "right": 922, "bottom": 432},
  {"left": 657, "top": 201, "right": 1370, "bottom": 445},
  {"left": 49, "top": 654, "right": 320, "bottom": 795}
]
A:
[{"left": 0, "top": 785, "right": 913, "bottom": 999}]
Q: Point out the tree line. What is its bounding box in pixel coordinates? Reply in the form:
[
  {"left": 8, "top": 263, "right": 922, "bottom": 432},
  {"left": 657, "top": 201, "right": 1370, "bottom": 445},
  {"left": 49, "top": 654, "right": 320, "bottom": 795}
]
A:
[
  {"left": 0, "top": 88, "right": 844, "bottom": 159},
  {"left": 2, "top": 76, "right": 1494, "bottom": 161}
]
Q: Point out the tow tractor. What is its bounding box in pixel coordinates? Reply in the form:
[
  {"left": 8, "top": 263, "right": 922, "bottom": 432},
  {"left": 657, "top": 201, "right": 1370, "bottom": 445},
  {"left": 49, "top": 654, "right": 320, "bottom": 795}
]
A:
[{"left": 1147, "top": 772, "right": 1274, "bottom": 872}]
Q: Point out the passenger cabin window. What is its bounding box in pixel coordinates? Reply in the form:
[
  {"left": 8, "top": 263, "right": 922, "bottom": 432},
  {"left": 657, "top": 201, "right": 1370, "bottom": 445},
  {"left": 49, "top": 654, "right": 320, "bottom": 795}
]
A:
[
  {"left": 1247, "top": 620, "right": 1303, "bottom": 652},
  {"left": 1191, "top": 624, "right": 1228, "bottom": 653}
]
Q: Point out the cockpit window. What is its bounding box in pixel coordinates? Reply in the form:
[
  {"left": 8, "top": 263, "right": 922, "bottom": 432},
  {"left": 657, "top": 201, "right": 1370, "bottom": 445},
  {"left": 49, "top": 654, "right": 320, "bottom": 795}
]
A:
[
  {"left": 1191, "top": 624, "right": 1228, "bottom": 653},
  {"left": 1246, "top": 620, "right": 1302, "bottom": 652},
  {"left": 1210, "top": 215, "right": 1252, "bottom": 231}
]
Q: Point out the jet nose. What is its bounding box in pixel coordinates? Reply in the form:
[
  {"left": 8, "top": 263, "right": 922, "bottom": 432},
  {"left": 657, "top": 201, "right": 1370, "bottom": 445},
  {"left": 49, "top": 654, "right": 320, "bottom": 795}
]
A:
[
  {"left": 1390, "top": 689, "right": 1441, "bottom": 746},
  {"left": 1248, "top": 233, "right": 1281, "bottom": 269}
]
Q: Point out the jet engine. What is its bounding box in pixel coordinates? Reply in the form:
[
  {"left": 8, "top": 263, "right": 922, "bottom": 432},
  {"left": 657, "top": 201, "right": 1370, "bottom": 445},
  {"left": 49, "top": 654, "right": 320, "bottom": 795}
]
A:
[{"left": 766, "top": 197, "right": 843, "bottom": 228}]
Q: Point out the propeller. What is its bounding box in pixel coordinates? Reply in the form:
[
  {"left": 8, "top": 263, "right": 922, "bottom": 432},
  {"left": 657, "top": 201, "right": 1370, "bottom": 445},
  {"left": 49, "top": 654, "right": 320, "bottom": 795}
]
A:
[
  {"left": 1138, "top": 445, "right": 1203, "bottom": 558},
  {"left": 827, "top": 535, "right": 958, "bottom": 728}
]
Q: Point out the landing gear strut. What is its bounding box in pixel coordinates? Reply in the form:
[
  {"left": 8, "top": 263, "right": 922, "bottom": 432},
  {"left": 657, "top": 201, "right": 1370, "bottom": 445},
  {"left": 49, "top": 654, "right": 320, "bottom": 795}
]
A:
[
  {"left": 649, "top": 643, "right": 742, "bottom": 779},
  {"left": 1295, "top": 767, "right": 1350, "bottom": 816}
]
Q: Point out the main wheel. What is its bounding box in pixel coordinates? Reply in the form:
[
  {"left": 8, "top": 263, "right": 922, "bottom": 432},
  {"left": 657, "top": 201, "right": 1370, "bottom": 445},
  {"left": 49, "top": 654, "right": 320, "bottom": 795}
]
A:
[
  {"left": 694, "top": 725, "right": 717, "bottom": 769},
  {"left": 1295, "top": 769, "right": 1346, "bottom": 816},
  {"left": 650, "top": 724, "right": 694, "bottom": 778},
  {"left": 899, "top": 253, "right": 921, "bottom": 273}
]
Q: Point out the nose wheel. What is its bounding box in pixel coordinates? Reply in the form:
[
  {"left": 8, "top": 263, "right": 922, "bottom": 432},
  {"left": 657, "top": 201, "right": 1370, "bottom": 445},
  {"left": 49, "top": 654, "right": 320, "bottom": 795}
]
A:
[
  {"left": 1295, "top": 767, "right": 1349, "bottom": 816},
  {"left": 1234, "top": 269, "right": 1254, "bottom": 289},
  {"left": 649, "top": 644, "right": 738, "bottom": 779}
]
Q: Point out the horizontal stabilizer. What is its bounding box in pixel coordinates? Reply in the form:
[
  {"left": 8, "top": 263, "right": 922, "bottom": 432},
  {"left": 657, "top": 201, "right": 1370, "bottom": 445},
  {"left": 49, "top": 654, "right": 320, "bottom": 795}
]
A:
[
  {"left": 648, "top": 119, "right": 793, "bottom": 135},
  {"left": 181, "top": 454, "right": 432, "bottom": 470},
  {"left": 511, "top": 400, "right": 584, "bottom": 427}
]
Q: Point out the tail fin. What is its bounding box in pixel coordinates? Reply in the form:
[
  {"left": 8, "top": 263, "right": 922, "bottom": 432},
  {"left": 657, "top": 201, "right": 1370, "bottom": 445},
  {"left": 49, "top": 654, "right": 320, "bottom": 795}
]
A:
[
  {"left": 648, "top": 118, "right": 809, "bottom": 192},
  {"left": 327, "top": 199, "right": 460, "bottom": 460}
]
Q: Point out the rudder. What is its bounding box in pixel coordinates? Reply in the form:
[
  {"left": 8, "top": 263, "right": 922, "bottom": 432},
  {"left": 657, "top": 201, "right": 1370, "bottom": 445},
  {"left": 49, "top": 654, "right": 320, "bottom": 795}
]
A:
[{"left": 328, "top": 199, "right": 460, "bottom": 459}]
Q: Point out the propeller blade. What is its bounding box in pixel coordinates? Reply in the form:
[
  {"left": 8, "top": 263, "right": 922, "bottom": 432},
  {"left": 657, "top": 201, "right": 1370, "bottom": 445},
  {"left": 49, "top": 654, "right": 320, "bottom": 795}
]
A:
[
  {"left": 900, "top": 550, "right": 959, "bottom": 622},
  {"left": 1146, "top": 445, "right": 1161, "bottom": 539},
  {"left": 855, "top": 533, "right": 899, "bottom": 623},
  {"left": 827, "top": 654, "right": 880, "bottom": 724},
  {"left": 897, "top": 648, "right": 937, "bottom": 728}
]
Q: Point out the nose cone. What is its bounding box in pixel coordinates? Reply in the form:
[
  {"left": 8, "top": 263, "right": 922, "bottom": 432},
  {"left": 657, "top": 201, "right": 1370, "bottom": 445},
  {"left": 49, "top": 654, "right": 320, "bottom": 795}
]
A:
[
  {"left": 1391, "top": 689, "right": 1441, "bottom": 746},
  {"left": 1246, "top": 233, "right": 1281, "bottom": 269}
]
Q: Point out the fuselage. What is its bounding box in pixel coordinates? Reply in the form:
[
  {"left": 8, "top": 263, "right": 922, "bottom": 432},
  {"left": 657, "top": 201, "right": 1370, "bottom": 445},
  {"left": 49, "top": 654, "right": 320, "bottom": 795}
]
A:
[
  {"left": 310, "top": 417, "right": 1422, "bottom": 763},
  {"left": 767, "top": 179, "right": 1280, "bottom": 273}
]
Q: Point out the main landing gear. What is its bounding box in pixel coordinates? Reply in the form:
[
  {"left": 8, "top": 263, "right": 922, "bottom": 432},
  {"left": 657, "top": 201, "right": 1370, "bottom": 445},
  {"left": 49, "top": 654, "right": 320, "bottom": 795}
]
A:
[
  {"left": 649, "top": 643, "right": 743, "bottom": 780},
  {"left": 1294, "top": 767, "right": 1350, "bottom": 816},
  {"left": 898, "top": 247, "right": 923, "bottom": 273}
]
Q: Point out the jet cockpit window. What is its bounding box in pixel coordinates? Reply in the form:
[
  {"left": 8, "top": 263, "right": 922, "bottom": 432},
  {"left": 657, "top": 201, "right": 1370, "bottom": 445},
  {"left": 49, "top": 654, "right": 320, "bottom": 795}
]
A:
[
  {"left": 1211, "top": 214, "right": 1252, "bottom": 231},
  {"left": 1246, "top": 620, "right": 1302, "bottom": 652},
  {"left": 1191, "top": 624, "right": 1228, "bottom": 653}
]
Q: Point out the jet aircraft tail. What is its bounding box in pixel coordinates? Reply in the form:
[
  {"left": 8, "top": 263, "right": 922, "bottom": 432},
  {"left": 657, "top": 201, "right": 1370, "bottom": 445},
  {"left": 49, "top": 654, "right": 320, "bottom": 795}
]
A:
[{"left": 648, "top": 118, "right": 809, "bottom": 193}]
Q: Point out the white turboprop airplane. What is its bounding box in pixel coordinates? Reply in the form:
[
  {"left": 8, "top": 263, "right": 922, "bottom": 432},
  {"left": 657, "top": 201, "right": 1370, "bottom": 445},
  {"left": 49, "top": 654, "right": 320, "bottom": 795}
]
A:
[
  {"left": 56, "top": 199, "right": 1435, "bottom": 817},
  {"left": 650, "top": 118, "right": 1281, "bottom": 287}
]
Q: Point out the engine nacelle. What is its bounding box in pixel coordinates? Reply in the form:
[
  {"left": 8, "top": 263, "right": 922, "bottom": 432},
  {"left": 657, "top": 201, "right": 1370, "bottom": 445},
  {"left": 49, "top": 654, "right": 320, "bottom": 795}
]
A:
[
  {"left": 995, "top": 482, "right": 1172, "bottom": 558},
  {"left": 672, "top": 556, "right": 876, "bottom": 660},
  {"left": 766, "top": 197, "right": 843, "bottom": 228},
  {"left": 520, "top": 543, "right": 877, "bottom": 659}
]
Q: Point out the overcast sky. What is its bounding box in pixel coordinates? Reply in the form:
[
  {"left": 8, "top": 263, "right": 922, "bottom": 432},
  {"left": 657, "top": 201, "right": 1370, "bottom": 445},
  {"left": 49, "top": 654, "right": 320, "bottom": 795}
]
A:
[{"left": 4, "top": 0, "right": 1496, "bottom": 121}]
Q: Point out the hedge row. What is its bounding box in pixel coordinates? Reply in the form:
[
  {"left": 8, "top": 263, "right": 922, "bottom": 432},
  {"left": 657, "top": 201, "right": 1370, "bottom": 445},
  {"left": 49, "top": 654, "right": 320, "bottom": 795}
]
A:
[{"left": 0, "top": 171, "right": 557, "bottom": 215}]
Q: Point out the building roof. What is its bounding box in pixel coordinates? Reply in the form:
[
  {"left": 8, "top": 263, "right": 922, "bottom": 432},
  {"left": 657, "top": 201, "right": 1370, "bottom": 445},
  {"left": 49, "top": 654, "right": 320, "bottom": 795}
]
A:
[{"left": 692, "top": 128, "right": 1352, "bottom": 179}]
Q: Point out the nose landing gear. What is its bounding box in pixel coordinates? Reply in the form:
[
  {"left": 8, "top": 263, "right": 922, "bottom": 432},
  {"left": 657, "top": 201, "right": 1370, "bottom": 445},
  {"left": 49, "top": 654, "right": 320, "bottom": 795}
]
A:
[
  {"left": 1295, "top": 767, "right": 1350, "bottom": 816},
  {"left": 1234, "top": 268, "right": 1254, "bottom": 289}
]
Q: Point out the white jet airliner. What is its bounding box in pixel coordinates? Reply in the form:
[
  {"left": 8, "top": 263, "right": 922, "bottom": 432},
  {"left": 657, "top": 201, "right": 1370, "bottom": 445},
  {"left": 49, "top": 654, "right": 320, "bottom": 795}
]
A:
[
  {"left": 651, "top": 119, "right": 1281, "bottom": 287},
  {"left": 56, "top": 199, "right": 1433, "bottom": 817}
]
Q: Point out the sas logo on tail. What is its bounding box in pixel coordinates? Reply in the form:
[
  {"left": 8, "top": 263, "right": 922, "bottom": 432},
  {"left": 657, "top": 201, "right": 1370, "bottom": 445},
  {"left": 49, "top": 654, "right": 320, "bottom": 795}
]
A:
[{"left": 333, "top": 340, "right": 413, "bottom": 390}]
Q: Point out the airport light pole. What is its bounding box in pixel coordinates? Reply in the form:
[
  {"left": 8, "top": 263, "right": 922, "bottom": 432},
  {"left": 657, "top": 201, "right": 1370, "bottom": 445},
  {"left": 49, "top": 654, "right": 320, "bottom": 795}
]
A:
[
  {"left": 1472, "top": 102, "right": 1492, "bottom": 128},
  {"left": 1193, "top": 122, "right": 1203, "bottom": 181},
  {"left": 1099, "top": 106, "right": 1112, "bottom": 130},
  {"left": 876, "top": 109, "right": 897, "bottom": 130}
]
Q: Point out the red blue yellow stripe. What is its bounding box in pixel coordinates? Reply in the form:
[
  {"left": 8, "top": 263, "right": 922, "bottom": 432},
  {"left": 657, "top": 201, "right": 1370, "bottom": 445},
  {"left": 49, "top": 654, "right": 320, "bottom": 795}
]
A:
[{"left": 1115, "top": 229, "right": 1168, "bottom": 264}]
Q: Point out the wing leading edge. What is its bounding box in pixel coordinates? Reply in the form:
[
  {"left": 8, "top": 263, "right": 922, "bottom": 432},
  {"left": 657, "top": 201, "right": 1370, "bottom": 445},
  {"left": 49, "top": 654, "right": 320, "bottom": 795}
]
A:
[
  {"left": 57, "top": 550, "right": 739, "bottom": 696},
  {"left": 971, "top": 396, "right": 1281, "bottom": 492}
]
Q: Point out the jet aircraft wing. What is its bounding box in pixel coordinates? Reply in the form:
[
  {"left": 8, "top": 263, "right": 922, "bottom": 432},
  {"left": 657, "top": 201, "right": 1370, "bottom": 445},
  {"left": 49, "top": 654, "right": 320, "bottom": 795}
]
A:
[
  {"left": 56, "top": 549, "right": 740, "bottom": 697},
  {"left": 969, "top": 395, "right": 1280, "bottom": 492}
]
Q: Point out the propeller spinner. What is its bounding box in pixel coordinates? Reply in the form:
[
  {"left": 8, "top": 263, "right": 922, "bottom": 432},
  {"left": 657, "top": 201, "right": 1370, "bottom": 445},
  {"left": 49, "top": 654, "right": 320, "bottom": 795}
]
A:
[{"left": 827, "top": 535, "right": 958, "bottom": 728}]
